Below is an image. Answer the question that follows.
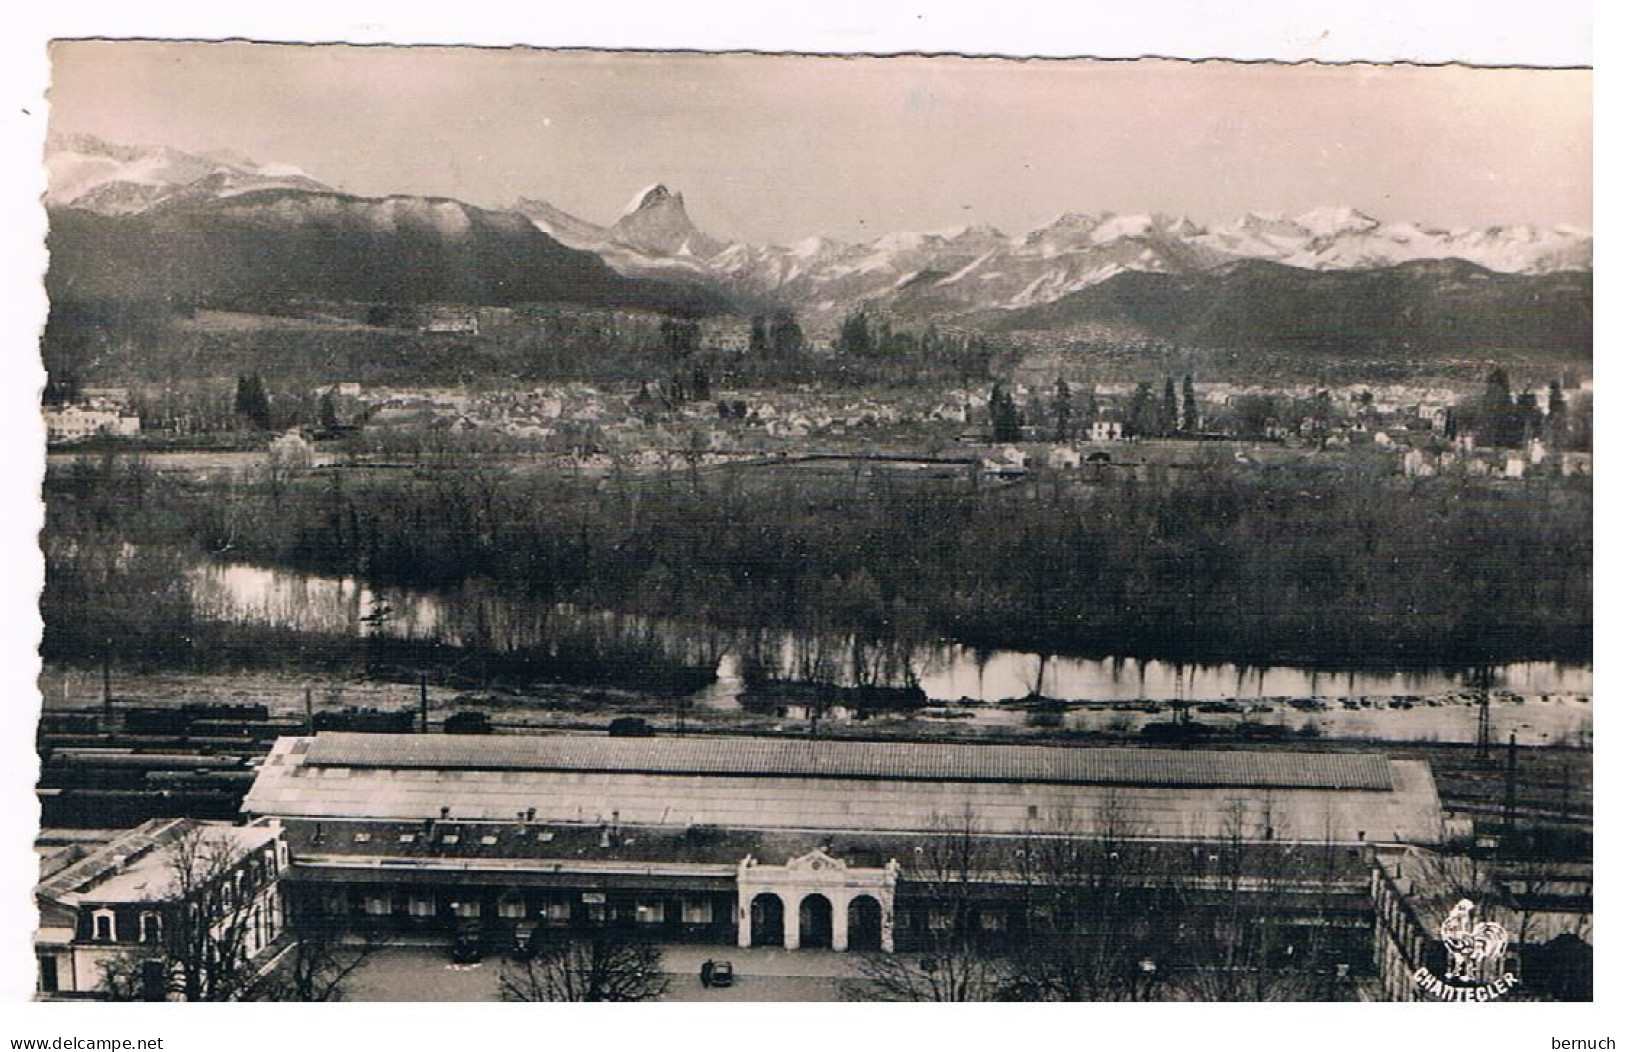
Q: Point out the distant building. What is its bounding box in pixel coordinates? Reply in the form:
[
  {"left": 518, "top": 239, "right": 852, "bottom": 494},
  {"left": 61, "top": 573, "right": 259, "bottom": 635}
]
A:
[
  {"left": 1046, "top": 445, "right": 1082, "bottom": 470},
  {"left": 34, "top": 818, "right": 285, "bottom": 998},
  {"left": 268, "top": 430, "right": 315, "bottom": 468},
  {"left": 421, "top": 310, "right": 479, "bottom": 336},
  {"left": 43, "top": 406, "right": 140, "bottom": 444},
  {"left": 1090, "top": 418, "right": 1124, "bottom": 442}
]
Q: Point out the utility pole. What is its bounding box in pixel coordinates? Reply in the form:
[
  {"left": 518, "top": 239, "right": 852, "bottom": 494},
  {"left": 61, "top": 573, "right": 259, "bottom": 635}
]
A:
[
  {"left": 304, "top": 685, "right": 314, "bottom": 731},
  {"left": 1474, "top": 667, "right": 1493, "bottom": 762},
  {"left": 101, "top": 641, "right": 113, "bottom": 722},
  {"left": 1502, "top": 732, "right": 1519, "bottom": 845},
  {"left": 420, "top": 673, "right": 430, "bottom": 734}
]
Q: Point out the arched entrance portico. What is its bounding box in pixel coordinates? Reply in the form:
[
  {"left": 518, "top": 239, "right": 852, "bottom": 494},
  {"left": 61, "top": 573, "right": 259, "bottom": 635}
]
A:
[
  {"left": 847, "top": 894, "right": 884, "bottom": 951},
  {"left": 736, "top": 849, "right": 898, "bottom": 952},
  {"left": 748, "top": 893, "right": 785, "bottom": 948},
  {"left": 799, "top": 894, "right": 834, "bottom": 949}
]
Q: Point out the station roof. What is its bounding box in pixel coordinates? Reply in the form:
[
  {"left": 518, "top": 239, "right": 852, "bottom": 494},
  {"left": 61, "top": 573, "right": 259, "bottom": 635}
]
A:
[
  {"left": 297, "top": 733, "right": 1393, "bottom": 791},
  {"left": 246, "top": 733, "right": 1444, "bottom": 845}
]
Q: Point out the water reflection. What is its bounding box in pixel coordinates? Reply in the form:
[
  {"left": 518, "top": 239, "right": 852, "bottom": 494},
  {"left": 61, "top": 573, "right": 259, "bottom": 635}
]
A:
[{"left": 189, "top": 562, "right": 1593, "bottom": 704}]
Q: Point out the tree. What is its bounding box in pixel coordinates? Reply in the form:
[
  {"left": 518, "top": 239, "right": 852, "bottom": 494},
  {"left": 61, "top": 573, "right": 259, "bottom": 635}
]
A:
[
  {"left": 1125, "top": 382, "right": 1156, "bottom": 439},
  {"left": 1052, "top": 379, "right": 1073, "bottom": 442},
  {"left": 989, "top": 383, "right": 1023, "bottom": 443},
  {"left": 1481, "top": 368, "right": 1517, "bottom": 447},
  {"left": 1004, "top": 796, "right": 1179, "bottom": 1001},
  {"left": 1158, "top": 377, "right": 1179, "bottom": 437},
  {"left": 1181, "top": 375, "right": 1200, "bottom": 434},
  {"left": 843, "top": 808, "right": 1009, "bottom": 1001},
  {"left": 251, "top": 897, "right": 386, "bottom": 1002},
  {"left": 748, "top": 314, "right": 769, "bottom": 353},
  {"left": 498, "top": 929, "right": 669, "bottom": 1002},
  {"left": 837, "top": 311, "right": 874, "bottom": 357},
  {"left": 234, "top": 373, "right": 273, "bottom": 431},
  {"left": 318, "top": 390, "right": 340, "bottom": 430},
  {"left": 97, "top": 823, "right": 279, "bottom": 1002},
  {"left": 769, "top": 310, "right": 804, "bottom": 355}
]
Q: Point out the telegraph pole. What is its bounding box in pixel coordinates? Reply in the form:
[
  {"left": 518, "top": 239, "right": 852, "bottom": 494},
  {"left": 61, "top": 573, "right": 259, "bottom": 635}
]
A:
[{"left": 1502, "top": 732, "right": 1519, "bottom": 844}]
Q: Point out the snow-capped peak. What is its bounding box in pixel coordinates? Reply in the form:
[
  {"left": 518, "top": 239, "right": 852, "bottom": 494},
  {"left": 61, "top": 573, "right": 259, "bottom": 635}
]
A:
[
  {"left": 1294, "top": 205, "right": 1380, "bottom": 238},
  {"left": 620, "top": 183, "right": 680, "bottom": 219}
]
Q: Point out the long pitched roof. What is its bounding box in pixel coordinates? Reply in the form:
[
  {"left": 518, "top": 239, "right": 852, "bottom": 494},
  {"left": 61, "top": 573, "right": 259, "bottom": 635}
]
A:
[{"left": 298, "top": 733, "right": 1393, "bottom": 791}]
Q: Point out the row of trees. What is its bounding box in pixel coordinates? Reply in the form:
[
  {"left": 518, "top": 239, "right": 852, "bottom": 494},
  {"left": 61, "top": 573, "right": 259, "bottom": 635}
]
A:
[
  {"left": 988, "top": 375, "right": 1203, "bottom": 442},
  {"left": 1455, "top": 369, "right": 1580, "bottom": 449},
  {"left": 43, "top": 441, "right": 1592, "bottom": 681},
  {"left": 848, "top": 801, "right": 1364, "bottom": 1001}
]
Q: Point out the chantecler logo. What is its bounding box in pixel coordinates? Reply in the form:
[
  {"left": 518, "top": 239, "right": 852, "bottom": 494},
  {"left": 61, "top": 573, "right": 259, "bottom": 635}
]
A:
[{"left": 1412, "top": 898, "right": 1519, "bottom": 1002}]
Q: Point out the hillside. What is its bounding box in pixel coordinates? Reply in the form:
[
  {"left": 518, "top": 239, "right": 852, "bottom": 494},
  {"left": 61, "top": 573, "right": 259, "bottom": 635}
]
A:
[
  {"left": 982, "top": 259, "right": 1593, "bottom": 360},
  {"left": 46, "top": 189, "right": 727, "bottom": 315}
]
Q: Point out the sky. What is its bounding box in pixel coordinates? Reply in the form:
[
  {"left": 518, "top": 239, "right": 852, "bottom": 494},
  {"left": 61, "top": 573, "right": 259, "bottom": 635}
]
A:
[{"left": 46, "top": 41, "right": 1592, "bottom": 245}]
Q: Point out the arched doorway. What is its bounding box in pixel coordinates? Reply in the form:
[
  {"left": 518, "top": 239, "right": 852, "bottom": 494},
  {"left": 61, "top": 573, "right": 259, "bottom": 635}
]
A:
[
  {"left": 847, "top": 895, "right": 884, "bottom": 951},
  {"left": 750, "top": 893, "right": 785, "bottom": 948},
  {"left": 799, "top": 894, "right": 833, "bottom": 949}
]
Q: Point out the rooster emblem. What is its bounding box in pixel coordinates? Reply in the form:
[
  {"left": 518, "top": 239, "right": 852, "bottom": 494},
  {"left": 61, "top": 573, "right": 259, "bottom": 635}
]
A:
[{"left": 1440, "top": 899, "right": 1509, "bottom": 982}]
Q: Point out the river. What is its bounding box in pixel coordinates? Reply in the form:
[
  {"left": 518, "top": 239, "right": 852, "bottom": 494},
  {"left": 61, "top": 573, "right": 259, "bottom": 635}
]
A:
[{"left": 188, "top": 561, "right": 1592, "bottom": 706}]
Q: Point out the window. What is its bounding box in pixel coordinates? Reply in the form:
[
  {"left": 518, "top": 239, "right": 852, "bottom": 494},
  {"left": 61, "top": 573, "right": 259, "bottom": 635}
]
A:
[
  {"left": 37, "top": 954, "right": 59, "bottom": 994},
  {"left": 498, "top": 896, "right": 526, "bottom": 920},
  {"left": 635, "top": 901, "right": 665, "bottom": 924},
  {"left": 453, "top": 900, "right": 481, "bottom": 919},
  {"left": 480, "top": 835, "right": 499, "bottom": 846},
  {"left": 441, "top": 835, "right": 460, "bottom": 846},
  {"left": 354, "top": 833, "right": 372, "bottom": 844},
  {"left": 544, "top": 901, "right": 570, "bottom": 924},
  {"left": 979, "top": 910, "right": 1007, "bottom": 932},
  {"left": 409, "top": 897, "right": 436, "bottom": 918},
  {"left": 681, "top": 899, "right": 713, "bottom": 925},
  {"left": 92, "top": 909, "right": 115, "bottom": 942},
  {"left": 364, "top": 896, "right": 390, "bottom": 916},
  {"left": 139, "top": 911, "right": 162, "bottom": 943},
  {"left": 928, "top": 908, "right": 953, "bottom": 932},
  {"left": 398, "top": 834, "right": 416, "bottom": 844}
]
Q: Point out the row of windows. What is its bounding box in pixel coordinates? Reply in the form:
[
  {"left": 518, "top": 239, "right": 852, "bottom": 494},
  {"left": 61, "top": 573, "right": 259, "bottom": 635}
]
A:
[{"left": 349, "top": 893, "right": 717, "bottom": 925}]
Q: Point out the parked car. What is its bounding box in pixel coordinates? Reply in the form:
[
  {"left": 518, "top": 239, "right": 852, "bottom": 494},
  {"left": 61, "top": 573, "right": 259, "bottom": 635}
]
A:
[{"left": 708, "top": 960, "right": 734, "bottom": 988}]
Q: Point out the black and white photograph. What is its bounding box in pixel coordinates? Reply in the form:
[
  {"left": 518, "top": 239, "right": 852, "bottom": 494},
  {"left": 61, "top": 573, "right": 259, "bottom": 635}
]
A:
[{"left": 4, "top": 7, "right": 1598, "bottom": 1032}]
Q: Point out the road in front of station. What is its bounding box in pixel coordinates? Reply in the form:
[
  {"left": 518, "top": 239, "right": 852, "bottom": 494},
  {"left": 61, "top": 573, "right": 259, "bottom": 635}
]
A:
[{"left": 343, "top": 944, "right": 854, "bottom": 1002}]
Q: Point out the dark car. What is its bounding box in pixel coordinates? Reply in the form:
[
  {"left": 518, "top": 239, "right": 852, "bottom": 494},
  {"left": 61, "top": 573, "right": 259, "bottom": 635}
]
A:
[
  {"left": 451, "top": 920, "right": 484, "bottom": 964},
  {"left": 708, "top": 960, "right": 734, "bottom": 988}
]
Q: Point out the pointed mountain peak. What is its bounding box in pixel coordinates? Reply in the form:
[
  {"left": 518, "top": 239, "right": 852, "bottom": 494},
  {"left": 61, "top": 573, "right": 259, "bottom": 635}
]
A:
[
  {"left": 610, "top": 183, "right": 721, "bottom": 257},
  {"left": 621, "top": 183, "right": 684, "bottom": 219}
]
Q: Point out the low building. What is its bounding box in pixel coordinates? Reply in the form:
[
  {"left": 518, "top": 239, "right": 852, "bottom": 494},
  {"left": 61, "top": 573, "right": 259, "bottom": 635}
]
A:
[
  {"left": 42, "top": 405, "right": 140, "bottom": 444},
  {"left": 241, "top": 734, "right": 1445, "bottom": 960},
  {"left": 34, "top": 818, "right": 286, "bottom": 998}
]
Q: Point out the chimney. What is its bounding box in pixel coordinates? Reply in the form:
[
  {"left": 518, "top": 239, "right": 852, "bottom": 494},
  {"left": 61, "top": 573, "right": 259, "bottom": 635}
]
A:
[
  {"left": 440, "top": 806, "right": 451, "bottom": 820},
  {"left": 599, "top": 826, "right": 611, "bottom": 849},
  {"left": 526, "top": 807, "right": 536, "bottom": 823}
]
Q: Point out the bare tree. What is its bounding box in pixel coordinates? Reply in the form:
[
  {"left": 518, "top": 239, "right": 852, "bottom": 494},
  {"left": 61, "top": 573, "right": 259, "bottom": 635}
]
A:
[
  {"left": 97, "top": 823, "right": 278, "bottom": 1002},
  {"left": 1003, "top": 794, "right": 1179, "bottom": 1001},
  {"left": 248, "top": 898, "right": 387, "bottom": 1002},
  {"left": 498, "top": 929, "right": 669, "bottom": 1002},
  {"left": 844, "top": 807, "right": 1011, "bottom": 1002}
]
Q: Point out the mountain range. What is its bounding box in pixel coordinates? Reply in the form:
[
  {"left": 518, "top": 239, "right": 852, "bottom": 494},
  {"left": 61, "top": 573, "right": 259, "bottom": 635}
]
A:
[
  {"left": 44, "top": 136, "right": 1593, "bottom": 357},
  {"left": 45, "top": 136, "right": 722, "bottom": 315}
]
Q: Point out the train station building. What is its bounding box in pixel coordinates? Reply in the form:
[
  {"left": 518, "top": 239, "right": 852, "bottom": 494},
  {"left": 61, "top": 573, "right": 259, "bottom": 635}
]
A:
[{"left": 240, "top": 733, "right": 1448, "bottom": 957}]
